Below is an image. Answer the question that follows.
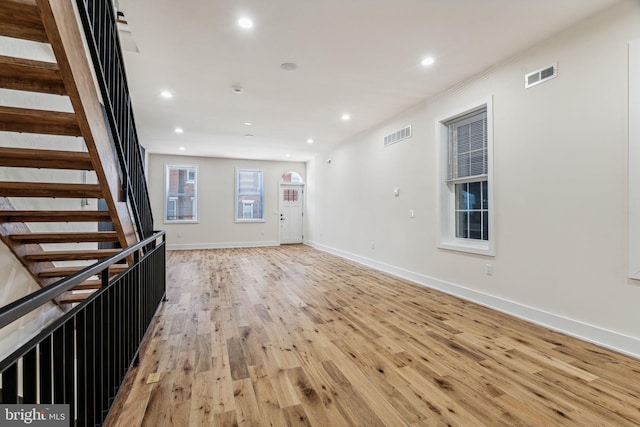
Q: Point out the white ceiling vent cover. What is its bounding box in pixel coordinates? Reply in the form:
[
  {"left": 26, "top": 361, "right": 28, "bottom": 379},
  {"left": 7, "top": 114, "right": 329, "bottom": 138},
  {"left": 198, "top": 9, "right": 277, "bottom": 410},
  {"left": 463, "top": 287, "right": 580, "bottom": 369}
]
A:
[
  {"left": 384, "top": 125, "right": 412, "bottom": 147},
  {"left": 525, "top": 63, "right": 557, "bottom": 88}
]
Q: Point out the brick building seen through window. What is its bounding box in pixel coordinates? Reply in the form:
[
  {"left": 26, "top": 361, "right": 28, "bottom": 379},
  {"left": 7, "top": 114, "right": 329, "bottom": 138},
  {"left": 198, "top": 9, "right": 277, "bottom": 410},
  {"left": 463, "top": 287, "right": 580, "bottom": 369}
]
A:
[{"left": 166, "top": 165, "right": 197, "bottom": 221}]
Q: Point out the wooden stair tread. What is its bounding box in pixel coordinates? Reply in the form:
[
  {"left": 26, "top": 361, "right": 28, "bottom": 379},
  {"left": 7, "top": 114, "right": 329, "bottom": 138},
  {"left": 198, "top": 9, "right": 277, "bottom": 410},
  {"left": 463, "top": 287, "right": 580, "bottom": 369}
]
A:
[
  {"left": 0, "top": 55, "right": 66, "bottom": 95},
  {"left": 76, "top": 279, "right": 105, "bottom": 288},
  {"left": 0, "top": 106, "right": 81, "bottom": 136},
  {"left": 0, "top": 210, "right": 111, "bottom": 223},
  {"left": 24, "top": 248, "right": 120, "bottom": 261},
  {"left": 10, "top": 231, "right": 119, "bottom": 243},
  {"left": 72, "top": 281, "right": 103, "bottom": 291},
  {"left": 39, "top": 264, "right": 127, "bottom": 278},
  {"left": 0, "top": 0, "right": 48, "bottom": 43},
  {"left": 0, "top": 147, "right": 93, "bottom": 170},
  {"left": 60, "top": 291, "right": 95, "bottom": 304},
  {"left": 0, "top": 182, "right": 103, "bottom": 198}
]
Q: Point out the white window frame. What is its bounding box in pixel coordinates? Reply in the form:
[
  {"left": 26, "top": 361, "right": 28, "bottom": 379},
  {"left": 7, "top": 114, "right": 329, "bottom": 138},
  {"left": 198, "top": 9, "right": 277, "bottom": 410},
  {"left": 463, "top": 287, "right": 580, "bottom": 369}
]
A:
[
  {"left": 164, "top": 164, "right": 198, "bottom": 223},
  {"left": 235, "top": 168, "right": 265, "bottom": 223},
  {"left": 436, "top": 97, "right": 494, "bottom": 256},
  {"left": 628, "top": 39, "right": 640, "bottom": 279},
  {"left": 167, "top": 197, "right": 177, "bottom": 220},
  {"left": 186, "top": 169, "right": 196, "bottom": 184}
]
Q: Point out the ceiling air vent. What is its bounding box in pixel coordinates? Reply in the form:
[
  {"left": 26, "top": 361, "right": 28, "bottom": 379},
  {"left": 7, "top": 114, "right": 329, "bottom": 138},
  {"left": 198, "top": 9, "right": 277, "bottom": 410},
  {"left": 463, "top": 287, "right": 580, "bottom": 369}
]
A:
[
  {"left": 525, "top": 63, "right": 557, "bottom": 88},
  {"left": 384, "top": 125, "right": 412, "bottom": 147}
]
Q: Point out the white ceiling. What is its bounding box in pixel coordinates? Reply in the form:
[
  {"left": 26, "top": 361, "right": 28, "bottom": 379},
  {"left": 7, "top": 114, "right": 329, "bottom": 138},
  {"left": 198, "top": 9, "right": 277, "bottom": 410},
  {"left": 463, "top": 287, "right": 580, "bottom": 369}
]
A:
[{"left": 118, "top": 0, "right": 620, "bottom": 162}]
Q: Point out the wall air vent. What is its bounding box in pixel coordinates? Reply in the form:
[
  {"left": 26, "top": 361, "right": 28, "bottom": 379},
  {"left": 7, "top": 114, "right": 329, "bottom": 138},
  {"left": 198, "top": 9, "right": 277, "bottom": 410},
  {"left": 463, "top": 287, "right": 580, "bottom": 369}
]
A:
[
  {"left": 384, "top": 125, "right": 412, "bottom": 147},
  {"left": 525, "top": 63, "right": 557, "bottom": 88}
]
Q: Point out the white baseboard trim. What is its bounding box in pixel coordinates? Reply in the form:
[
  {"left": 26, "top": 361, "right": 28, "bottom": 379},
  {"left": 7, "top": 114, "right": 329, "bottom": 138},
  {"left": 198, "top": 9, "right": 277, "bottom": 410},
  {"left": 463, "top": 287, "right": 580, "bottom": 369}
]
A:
[
  {"left": 306, "top": 240, "right": 640, "bottom": 360},
  {"left": 167, "top": 241, "right": 280, "bottom": 251}
]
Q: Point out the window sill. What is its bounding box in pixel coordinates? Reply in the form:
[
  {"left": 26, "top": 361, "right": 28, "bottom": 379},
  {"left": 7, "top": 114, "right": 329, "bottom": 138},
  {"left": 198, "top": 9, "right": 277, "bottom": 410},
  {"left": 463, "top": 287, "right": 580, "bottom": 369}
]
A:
[
  {"left": 235, "top": 219, "right": 266, "bottom": 223},
  {"left": 438, "top": 239, "right": 494, "bottom": 256},
  {"left": 164, "top": 220, "right": 199, "bottom": 224}
]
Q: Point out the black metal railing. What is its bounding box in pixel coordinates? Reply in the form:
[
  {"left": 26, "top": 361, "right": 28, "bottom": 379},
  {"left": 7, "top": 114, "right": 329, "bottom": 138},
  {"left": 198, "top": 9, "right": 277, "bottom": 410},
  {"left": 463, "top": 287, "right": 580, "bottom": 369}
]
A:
[
  {"left": 0, "top": 231, "right": 166, "bottom": 426},
  {"left": 76, "top": 0, "right": 154, "bottom": 240}
]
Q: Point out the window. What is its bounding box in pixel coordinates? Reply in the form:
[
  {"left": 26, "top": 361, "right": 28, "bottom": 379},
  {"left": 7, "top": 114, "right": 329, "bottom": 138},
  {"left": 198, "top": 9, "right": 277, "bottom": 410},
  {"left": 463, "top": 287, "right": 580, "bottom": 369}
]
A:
[
  {"left": 437, "top": 98, "right": 494, "bottom": 255},
  {"left": 455, "top": 181, "right": 488, "bottom": 240},
  {"left": 281, "top": 171, "right": 304, "bottom": 184},
  {"left": 450, "top": 110, "right": 488, "bottom": 241},
  {"left": 283, "top": 189, "right": 299, "bottom": 202},
  {"left": 167, "top": 197, "right": 177, "bottom": 219},
  {"left": 236, "top": 169, "right": 264, "bottom": 222},
  {"left": 165, "top": 165, "right": 197, "bottom": 222}
]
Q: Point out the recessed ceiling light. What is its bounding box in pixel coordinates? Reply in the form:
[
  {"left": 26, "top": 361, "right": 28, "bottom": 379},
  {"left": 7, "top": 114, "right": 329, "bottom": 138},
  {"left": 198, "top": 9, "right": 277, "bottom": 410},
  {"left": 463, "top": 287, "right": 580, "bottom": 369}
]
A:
[
  {"left": 280, "top": 62, "right": 298, "bottom": 71},
  {"left": 179, "top": 146, "right": 185, "bottom": 151},
  {"left": 307, "top": 138, "right": 314, "bottom": 144},
  {"left": 285, "top": 154, "right": 291, "bottom": 158},
  {"left": 341, "top": 113, "right": 351, "bottom": 121},
  {"left": 244, "top": 122, "right": 252, "bottom": 126},
  {"left": 238, "top": 17, "right": 253, "bottom": 29},
  {"left": 160, "top": 91, "right": 173, "bottom": 99},
  {"left": 421, "top": 56, "right": 435, "bottom": 66},
  {"left": 174, "top": 127, "right": 184, "bottom": 134}
]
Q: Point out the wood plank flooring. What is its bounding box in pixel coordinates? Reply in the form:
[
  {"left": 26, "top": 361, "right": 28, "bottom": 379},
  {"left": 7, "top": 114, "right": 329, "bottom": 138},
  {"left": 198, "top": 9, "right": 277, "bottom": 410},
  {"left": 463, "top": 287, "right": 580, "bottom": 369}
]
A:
[{"left": 105, "top": 245, "right": 640, "bottom": 426}]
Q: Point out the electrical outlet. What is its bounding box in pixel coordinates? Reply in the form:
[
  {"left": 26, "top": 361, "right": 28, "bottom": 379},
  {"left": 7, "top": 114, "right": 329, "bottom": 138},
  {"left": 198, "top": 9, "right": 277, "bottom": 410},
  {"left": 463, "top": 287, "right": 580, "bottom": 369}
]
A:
[
  {"left": 485, "top": 264, "right": 493, "bottom": 275},
  {"left": 409, "top": 209, "right": 415, "bottom": 218},
  {"left": 370, "top": 241, "right": 375, "bottom": 249}
]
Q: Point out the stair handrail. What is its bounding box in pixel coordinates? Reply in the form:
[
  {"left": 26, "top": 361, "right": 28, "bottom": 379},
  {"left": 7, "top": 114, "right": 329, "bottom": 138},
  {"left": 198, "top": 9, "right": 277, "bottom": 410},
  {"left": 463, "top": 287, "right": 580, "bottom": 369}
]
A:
[
  {"left": 0, "top": 230, "right": 165, "bottom": 331},
  {"left": 75, "top": 0, "right": 154, "bottom": 240}
]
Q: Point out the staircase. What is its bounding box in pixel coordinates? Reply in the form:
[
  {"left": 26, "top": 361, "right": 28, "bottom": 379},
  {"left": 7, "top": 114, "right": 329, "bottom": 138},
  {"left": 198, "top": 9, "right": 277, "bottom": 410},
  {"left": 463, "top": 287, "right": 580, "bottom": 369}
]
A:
[
  {"left": 0, "top": 0, "right": 138, "bottom": 305},
  {"left": 0, "top": 2, "right": 164, "bottom": 423}
]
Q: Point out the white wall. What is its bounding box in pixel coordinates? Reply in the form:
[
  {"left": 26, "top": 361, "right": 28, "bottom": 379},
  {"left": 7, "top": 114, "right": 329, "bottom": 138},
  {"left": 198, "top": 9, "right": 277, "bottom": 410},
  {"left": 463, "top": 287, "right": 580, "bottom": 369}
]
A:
[
  {"left": 0, "top": 244, "right": 62, "bottom": 361},
  {"left": 148, "top": 154, "right": 305, "bottom": 249},
  {"left": 306, "top": 1, "right": 640, "bottom": 358}
]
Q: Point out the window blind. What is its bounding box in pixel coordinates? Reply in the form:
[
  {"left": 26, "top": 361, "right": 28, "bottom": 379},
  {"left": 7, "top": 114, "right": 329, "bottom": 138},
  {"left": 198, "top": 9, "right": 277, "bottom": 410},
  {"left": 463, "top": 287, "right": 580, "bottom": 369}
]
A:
[{"left": 447, "top": 109, "right": 487, "bottom": 182}]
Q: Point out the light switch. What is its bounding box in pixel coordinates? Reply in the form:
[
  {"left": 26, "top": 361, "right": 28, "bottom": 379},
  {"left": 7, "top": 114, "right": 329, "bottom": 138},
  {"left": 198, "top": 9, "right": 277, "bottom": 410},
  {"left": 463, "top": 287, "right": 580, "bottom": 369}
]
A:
[{"left": 409, "top": 209, "right": 415, "bottom": 218}]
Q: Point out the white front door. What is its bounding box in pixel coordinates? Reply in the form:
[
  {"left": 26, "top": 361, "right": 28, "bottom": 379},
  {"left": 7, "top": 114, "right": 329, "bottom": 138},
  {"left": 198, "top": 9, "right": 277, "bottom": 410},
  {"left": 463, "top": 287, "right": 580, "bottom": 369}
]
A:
[{"left": 279, "top": 184, "right": 303, "bottom": 244}]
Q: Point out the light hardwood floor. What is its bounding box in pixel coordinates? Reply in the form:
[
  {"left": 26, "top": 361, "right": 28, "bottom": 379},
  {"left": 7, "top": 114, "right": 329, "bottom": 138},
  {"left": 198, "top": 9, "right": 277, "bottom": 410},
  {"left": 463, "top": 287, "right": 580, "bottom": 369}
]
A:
[{"left": 106, "top": 245, "right": 640, "bottom": 426}]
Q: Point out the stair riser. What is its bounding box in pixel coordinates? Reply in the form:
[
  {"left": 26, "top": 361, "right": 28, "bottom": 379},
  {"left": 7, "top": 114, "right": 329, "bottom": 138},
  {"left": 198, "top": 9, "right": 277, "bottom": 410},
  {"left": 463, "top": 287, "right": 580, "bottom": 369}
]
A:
[
  {"left": 0, "top": 2, "right": 48, "bottom": 43},
  {"left": 0, "top": 59, "right": 66, "bottom": 95},
  {"left": 0, "top": 107, "right": 81, "bottom": 137},
  {"left": 0, "top": 121, "right": 81, "bottom": 137},
  {"left": 0, "top": 213, "right": 111, "bottom": 222},
  {"left": 0, "top": 183, "right": 103, "bottom": 198},
  {"left": 11, "top": 234, "right": 119, "bottom": 243},
  {"left": 0, "top": 147, "right": 94, "bottom": 170},
  {"left": 40, "top": 269, "right": 126, "bottom": 278},
  {"left": 24, "top": 249, "right": 120, "bottom": 261}
]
